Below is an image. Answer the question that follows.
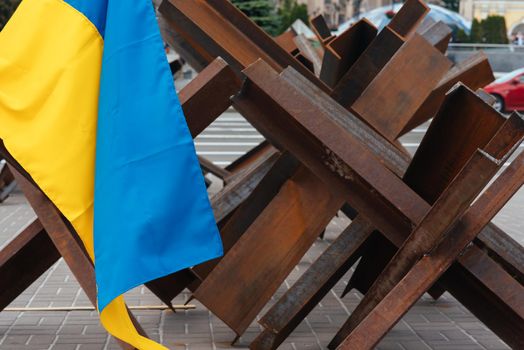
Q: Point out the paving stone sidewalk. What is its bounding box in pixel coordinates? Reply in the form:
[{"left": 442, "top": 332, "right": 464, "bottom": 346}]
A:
[{"left": 0, "top": 185, "right": 522, "bottom": 350}]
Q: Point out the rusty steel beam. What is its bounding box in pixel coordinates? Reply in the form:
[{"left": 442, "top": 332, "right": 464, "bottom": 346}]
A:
[
  {"left": 332, "top": 150, "right": 507, "bottom": 347},
  {"left": 420, "top": 20, "right": 452, "bottom": 53},
  {"left": 238, "top": 62, "right": 523, "bottom": 347},
  {"left": 160, "top": 0, "right": 465, "bottom": 147},
  {"left": 224, "top": 141, "right": 274, "bottom": 179},
  {"left": 0, "top": 161, "right": 15, "bottom": 203},
  {"left": 145, "top": 269, "right": 199, "bottom": 313},
  {"left": 331, "top": 112, "right": 524, "bottom": 348},
  {"left": 280, "top": 67, "right": 411, "bottom": 177},
  {"left": 293, "top": 34, "right": 322, "bottom": 75},
  {"left": 309, "top": 14, "right": 335, "bottom": 47},
  {"left": 6, "top": 165, "right": 97, "bottom": 302},
  {"left": 340, "top": 231, "right": 394, "bottom": 298},
  {"left": 180, "top": 57, "right": 241, "bottom": 138},
  {"left": 294, "top": 52, "right": 315, "bottom": 73},
  {"left": 415, "top": 16, "right": 436, "bottom": 34},
  {"left": 160, "top": 4, "right": 520, "bottom": 346},
  {"left": 275, "top": 31, "right": 299, "bottom": 56},
  {"left": 215, "top": 44, "right": 440, "bottom": 320},
  {"left": 159, "top": 0, "right": 327, "bottom": 91},
  {"left": 331, "top": 27, "right": 404, "bottom": 108},
  {"left": 227, "top": 60, "right": 428, "bottom": 340},
  {"left": 350, "top": 34, "right": 451, "bottom": 141},
  {"left": 330, "top": 89, "right": 515, "bottom": 347},
  {"left": 193, "top": 152, "right": 299, "bottom": 281},
  {"left": 210, "top": 148, "right": 280, "bottom": 224},
  {"left": 160, "top": 0, "right": 480, "bottom": 148},
  {"left": 180, "top": 55, "right": 255, "bottom": 189},
  {"left": 388, "top": 0, "right": 429, "bottom": 38},
  {"left": 251, "top": 86, "right": 511, "bottom": 350},
  {"left": 330, "top": 0, "right": 428, "bottom": 109},
  {"left": 400, "top": 52, "right": 494, "bottom": 135},
  {"left": 476, "top": 223, "right": 524, "bottom": 284},
  {"left": 251, "top": 216, "right": 374, "bottom": 350},
  {"left": 403, "top": 83, "right": 504, "bottom": 195},
  {"left": 336, "top": 138, "right": 524, "bottom": 349},
  {"left": 199, "top": 155, "right": 232, "bottom": 182},
  {"left": 442, "top": 245, "right": 524, "bottom": 349},
  {"left": 344, "top": 83, "right": 504, "bottom": 298},
  {"left": 344, "top": 84, "right": 516, "bottom": 297},
  {"left": 154, "top": 0, "right": 210, "bottom": 72},
  {"left": 194, "top": 166, "right": 345, "bottom": 336},
  {"left": 403, "top": 84, "right": 505, "bottom": 203},
  {"left": 319, "top": 19, "right": 377, "bottom": 88},
  {"left": 237, "top": 60, "right": 428, "bottom": 242},
  {"left": 2, "top": 157, "right": 145, "bottom": 350},
  {"left": 159, "top": 5, "right": 454, "bottom": 334},
  {"left": 0, "top": 219, "right": 60, "bottom": 311}
]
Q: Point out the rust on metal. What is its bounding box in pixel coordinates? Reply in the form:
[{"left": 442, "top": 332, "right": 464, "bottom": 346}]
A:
[
  {"left": 350, "top": 34, "right": 452, "bottom": 141},
  {"left": 194, "top": 166, "right": 345, "bottom": 335},
  {"left": 336, "top": 128, "right": 524, "bottom": 349},
  {"left": 319, "top": 19, "right": 377, "bottom": 88},
  {"left": 400, "top": 52, "right": 495, "bottom": 134},
  {"left": 420, "top": 20, "right": 452, "bottom": 53}
]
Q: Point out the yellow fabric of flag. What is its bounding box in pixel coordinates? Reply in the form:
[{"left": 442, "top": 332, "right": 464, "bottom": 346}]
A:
[{"left": 0, "top": 0, "right": 168, "bottom": 348}]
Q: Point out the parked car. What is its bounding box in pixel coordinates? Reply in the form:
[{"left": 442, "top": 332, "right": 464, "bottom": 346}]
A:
[{"left": 485, "top": 68, "right": 524, "bottom": 112}]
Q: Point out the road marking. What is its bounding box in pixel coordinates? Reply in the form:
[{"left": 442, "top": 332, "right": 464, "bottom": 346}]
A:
[
  {"left": 202, "top": 127, "right": 260, "bottom": 132},
  {"left": 196, "top": 134, "right": 264, "bottom": 139},
  {"left": 195, "top": 142, "right": 260, "bottom": 146},
  {"left": 197, "top": 151, "right": 246, "bottom": 156}
]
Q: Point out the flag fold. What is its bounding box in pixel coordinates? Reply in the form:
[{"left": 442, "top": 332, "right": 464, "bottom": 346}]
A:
[{"left": 0, "top": 0, "right": 223, "bottom": 348}]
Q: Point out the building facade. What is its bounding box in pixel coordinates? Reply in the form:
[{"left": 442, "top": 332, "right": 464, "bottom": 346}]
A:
[
  {"left": 295, "top": 0, "right": 347, "bottom": 28},
  {"left": 460, "top": 0, "right": 524, "bottom": 35},
  {"left": 294, "top": 0, "right": 391, "bottom": 28}
]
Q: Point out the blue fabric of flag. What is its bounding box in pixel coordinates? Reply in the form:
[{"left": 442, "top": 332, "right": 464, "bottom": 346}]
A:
[
  {"left": 93, "top": 0, "right": 223, "bottom": 311},
  {"left": 64, "top": 0, "right": 107, "bottom": 36}
]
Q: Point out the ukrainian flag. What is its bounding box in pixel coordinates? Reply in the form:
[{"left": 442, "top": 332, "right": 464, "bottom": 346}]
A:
[{"left": 0, "top": 0, "right": 223, "bottom": 348}]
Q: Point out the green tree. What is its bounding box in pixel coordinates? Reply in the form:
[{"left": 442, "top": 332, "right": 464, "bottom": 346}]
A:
[
  {"left": 0, "top": 0, "right": 21, "bottom": 31},
  {"left": 442, "top": 0, "right": 459, "bottom": 13},
  {"left": 455, "top": 28, "right": 470, "bottom": 43},
  {"left": 469, "top": 18, "right": 483, "bottom": 43},
  {"left": 467, "top": 16, "right": 508, "bottom": 44},
  {"left": 278, "top": 0, "right": 308, "bottom": 34},
  {"left": 231, "top": 0, "right": 281, "bottom": 36},
  {"left": 481, "top": 15, "right": 508, "bottom": 44}
]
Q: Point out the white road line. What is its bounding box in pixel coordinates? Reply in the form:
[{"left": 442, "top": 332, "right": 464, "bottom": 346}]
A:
[
  {"left": 203, "top": 127, "right": 259, "bottom": 132},
  {"left": 202, "top": 127, "right": 428, "bottom": 133},
  {"left": 195, "top": 142, "right": 260, "bottom": 146},
  {"left": 214, "top": 118, "right": 248, "bottom": 121},
  {"left": 196, "top": 134, "right": 264, "bottom": 139},
  {"left": 197, "top": 151, "right": 246, "bottom": 155},
  {"left": 208, "top": 122, "right": 254, "bottom": 126}
]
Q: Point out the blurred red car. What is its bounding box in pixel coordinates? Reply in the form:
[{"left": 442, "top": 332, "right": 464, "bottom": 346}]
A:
[{"left": 485, "top": 68, "right": 524, "bottom": 112}]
